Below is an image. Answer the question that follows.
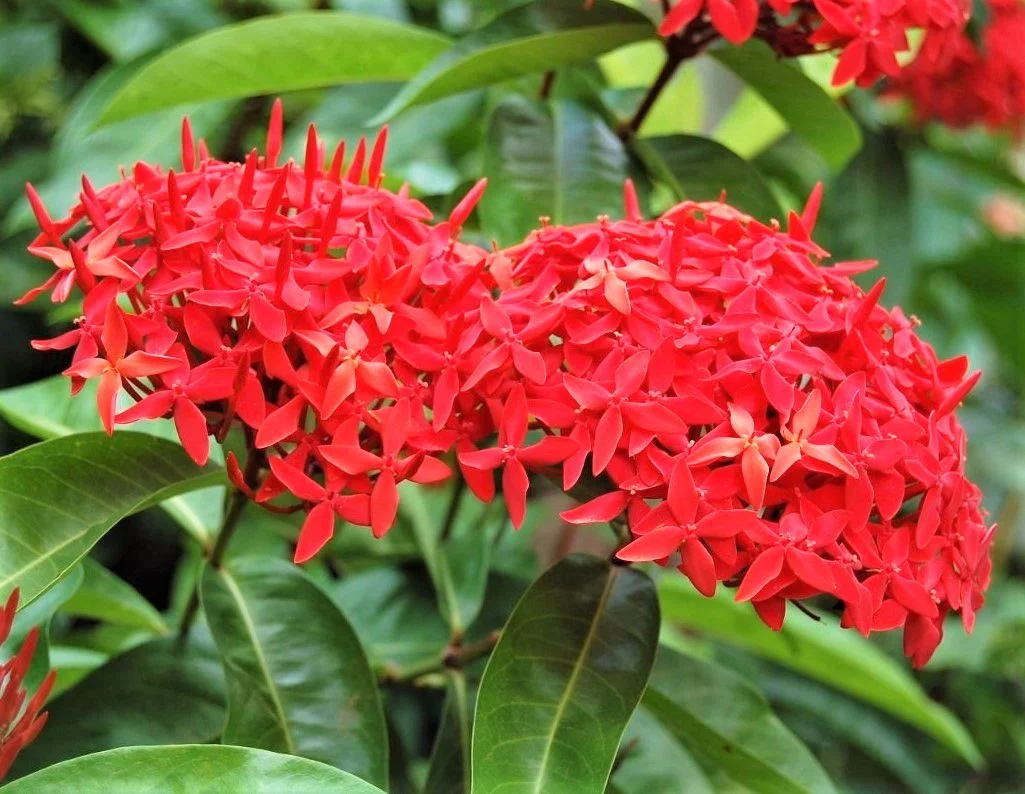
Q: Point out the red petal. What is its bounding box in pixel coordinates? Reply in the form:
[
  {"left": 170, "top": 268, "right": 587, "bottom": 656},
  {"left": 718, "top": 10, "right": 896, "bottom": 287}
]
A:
[
  {"left": 502, "top": 457, "right": 530, "bottom": 529},
  {"left": 561, "top": 491, "right": 629, "bottom": 524},
  {"left": 294, "top": 501, "right": 335, "bottom": 563},
  {"left": 736, "top": 546, "right": 786, "bottom": 602},
  {"left": 617, "top": 527, "right": 686, "bottom": 562},
  {"left": 173, "top": 397, "right": 211, "bottom": 465},
  {"left": 255, "top": 396, "right": 304, "bottom": 448}
]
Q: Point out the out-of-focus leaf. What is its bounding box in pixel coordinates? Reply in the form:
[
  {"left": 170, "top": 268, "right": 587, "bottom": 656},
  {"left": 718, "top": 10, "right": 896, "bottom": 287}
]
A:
[
  {"left": 5, "top": 746, "right": 386, "bottom": 793},
  {"left": 659, "top": 578, "right": 983, "bottom": 767},
  {"left": 611, "top": 706, "right": 714, "bottom": 794},
  {"left": 472, "top": 554, "right": 660, "bottom": 793},
  {"left": 423, "top": 673, "right": 473, "bottom": 794},
  {"left": 63, "top": 558, "right": 165, "bottom": 634},
  {"left": 712, "top": 41, "right": 861, "bottom": 171},
  {"left": 97, "top": 13, "right": 450, "bottom": 125},
  {"left": 481, "top": 96, "right": 629, "bottom": 245},
  {"left": 374, "top": 0, "right": 654, "bottom": 122},
  {"left": 201, "top": 556, "right": 388, "bottom": 786},
  {"left": 643, "top": 647, "right": 836, "bottom": 793},
  {"left": 635, "top": 134, "right": 783, "bottom": 220},
  {"left": 47, "top": 646, "right": 108, "bottom": 699},
  {"left": 53, "top": 0, "right": 229, "bottom": 62},
  {"left": 8, "top": 636, "right": 225, "bottom": 779},
  {"left": 0, "top": 432, "right": 223, "bottom": 609}
]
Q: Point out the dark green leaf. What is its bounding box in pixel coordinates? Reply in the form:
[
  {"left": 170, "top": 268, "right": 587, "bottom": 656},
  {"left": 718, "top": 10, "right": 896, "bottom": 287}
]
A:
[
  {"left": 8, "top": 636, "right": 225, "bottom": 778},
  {"left": 374, "top": 0, "right": 653, "bottom": 122},
  {"left": 635, "top": 134, "right": 783, "bottom": 221},
  {"left": 712, "top": 41, "right": 861, "bottom": 171},
  {"left": 47, "top": 646, "right": 108, "bottom": 699},
  {"left": 612, "top": 706, "right": 714, "bottom": 794},
  {"left": 659, "top": 578, "right": 983, "bottom": 767},
  {"left": 481, "top": 96, "right": 629, "bottom": 244},
  {"left": 97, "top": 12, "right": 451, "bottom": 125},
  {"left": 0, "top": 432, "right": 224, "bottom": 609},
  {"left": 472, "top": 554, "right": 660, "bottom": 793},
  {"left": 643, "top": 647, "right": 836, "bottom": 793},
  {"left": 5, "top": 745, "right": 386, "bottom": 793},
  {"left": 424, "top": 673, "right": 473, "bottom": 794},
  {"left": 63, "top": 558, "right": 166, "bottom": 634},
  {"left": 201, "top": 556, "right": 388, "bottom": 786}
]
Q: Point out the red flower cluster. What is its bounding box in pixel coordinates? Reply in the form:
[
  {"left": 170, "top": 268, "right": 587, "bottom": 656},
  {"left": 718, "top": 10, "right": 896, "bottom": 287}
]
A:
[
  {"left": 659, "top": 0, "right": 969, "bottom": 87},
  {"left": 885, "top": 0, "right": 1025, "bottom": 133},
  {"left": 0, "top": 590, "right": 53, "bottom": 780},
  {"left": 20, "top": 106, "right": 991, "bottom": 665}
]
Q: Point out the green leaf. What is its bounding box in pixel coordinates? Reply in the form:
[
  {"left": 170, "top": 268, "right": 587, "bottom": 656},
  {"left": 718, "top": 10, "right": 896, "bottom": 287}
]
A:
[
  {"left": 200, "top": 556, "right": 388, "bottom": 786},
  {"left": 711, "top": 41, "right": 861, "bottom": 171},
  {"left": 481, "top": 96, "right": 630, "bottom": 245},
  {"left": 373, "top": 0, "right": 654, "bottom": 122},
  {"left": 659, "top": 578, "right": 983, "bottom": 767},
  {"left": 423, "top": 673, "right": 473, "bottom": 794},
  {"left": 47, "top": 646, "right": 108, "bottom": 699},
  {"left": 4, "top": 745, "right": 386, "bottom": 793},
  {"left": 635, "top": 134, "right": 783, "bottom": 221},
  {"left": 0, "top": 432, "right": 224, "bottom": 610},
  {"left": 7, "top": 636, "right": 225, "bottom": 779},
  {"left": 97, "top": 12, "right": 451, "bottom": 125},
  {"left": 643, "top": 647, "right": 837, "bottom": 794},
  {"left": 612, "top": 706, "right": 714, "bottom": 794},
  {"left": 472, "top": 554, "right": 660, "bottom": 793},
  {"left": 63, "top": 558, "right": 166, "bottom": 634},
  {"left": 0, "top": 376, "right": 224, "bottom": 549}
]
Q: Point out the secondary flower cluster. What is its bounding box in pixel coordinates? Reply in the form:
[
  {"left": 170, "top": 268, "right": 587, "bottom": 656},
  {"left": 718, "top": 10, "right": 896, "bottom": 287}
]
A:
[
  {"left": 0, "top": 590, "right": 53, "bottom": 781},
  {"left": 659, "top": 0, "right": 970, "bottom": 87},
  {"left": 20, "top": 106, "right": 991, "bottom": 665},
  {"left": 885, "top": 0, "right": 1025, "bottom": 133}
]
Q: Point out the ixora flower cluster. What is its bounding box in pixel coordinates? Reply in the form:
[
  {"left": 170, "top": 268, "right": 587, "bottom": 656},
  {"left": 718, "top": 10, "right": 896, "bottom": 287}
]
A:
[
  {"left": 659, "top": 0, "right": 970, "bottom": 88},
  {"left": 20, "top": 106, "right": 991, "bottom": 666},
  {"left": 0, "top": 590, "right": 53, "bottom": 780},
  {"left": 886, "top": 0, "right": 1025, "bottom": 133}
]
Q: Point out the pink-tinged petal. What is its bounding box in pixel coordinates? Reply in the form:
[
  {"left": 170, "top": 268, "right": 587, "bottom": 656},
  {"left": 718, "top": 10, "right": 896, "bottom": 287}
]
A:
[
  {"left": 96, "top": 370, "right": 121, "bottom": 435},
  {"left": 791, "top": 390, "right": 823, "bottom": 438},
  {"left": 696, "top": 509, "right": 765, "bottom": 539},
  {"left": 101, "top": 303, "right": 128, "bottom": 362},
  {"left": 561, "top": 491, "right": 629, "bottom": 525},
  {"left": 478, "top": 297, "right": 512, "bottom": 337},
  {"left": 519, "top": 436, "right": 577, "bottom": 467},
  {"left": 410, "top": 456, "right": 451, "bottom": 484},
  {"left": 502, "top": 457, "right": 530, "bottom": 529},
  {"left": 740, "top": 445, "right": 769, "bottom": 509},
  {"left": 117, "top": 390, "right": 175, "bottom": 424},
  {"left": 320, "top": 444, "right": 382, "bottom": 475},
  {"left": 889, "top": 575, "right": 939, "bottom": 619},
  {"left": 680, "top": 539, "right": 717, "bottom": 597},
  {"left": 459, "top": 447, "right": 506, "bottom": 471},
  {"left": 31, "top": 328, "right": 81, "bottom": 351},
  {"left": 615, "top": 350, "right": 649, "bottom": 396},
  {"left": 603, "top": 273, "right": 631, "bottom": 314},
  {"left": 173, "top": 397, "right": 211, "bottom": 465},
  {"left": 371, "top": 473, "right": 399, "bottom": 538},
  {"left": 322, "top": 361, "right": 356, "bottom": 418},
  {"left": 117, "top": 351, "right": 180, "bottom": 379},
  {"left": 64, "top": 357, "right": 108, "bottom": 380},
  {"left": 768, "top": 442, "right": 802, "bottom": 481},
  {"left": 728, "top": 404, "right": 755, "bottom": 437},
  {"left": 267, "top": 455, "right": 325, "bottom": 502},
  {"left": 563, "top": 375, "right": 612, "bottom": 411},
  {"left": 250, "top": 294, "right": 287, "bottom": 342},
  {"left": 255, "top": 396, "right": 304, "bottom": 448},
  {"left": 161, "top": 221, "right": 220, "bottom": 250},
  {"left": 358, "top": 360, "right": 401, "bottom": 397},
  {"left": 511, "top": 344, "right": 547, "bottom": 385},
  {"left": 294, "top": 501, "right": 335, "bottom": 563},
  {"left": 785, "top": 548, "right": 837, "bottom": 592},
  {"left": 621, "top": 402, "right": 687, "bottom": 434},
  {"left": 736, "top": 546, "right": 786, "bottom": 602},
  {"left": 760, "top": 364, "right": 794, "bottom": 421},
  {"left": 688, "top": 436, "right": 746, "bottom": 465},
  {"left": 805, "top": 443, "right": 858, "bottom": 478},
  {"left": 617, "top": 527, "right": 686, "bottom": 562},
  {"left": 591, "top": 405, "right": 623, "bottom": 475}
]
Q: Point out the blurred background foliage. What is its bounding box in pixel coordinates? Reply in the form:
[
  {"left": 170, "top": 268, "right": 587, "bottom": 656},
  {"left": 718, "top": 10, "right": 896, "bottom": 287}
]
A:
[{"left": 0, "top": 0, "right": 1024, "bottom": 791}]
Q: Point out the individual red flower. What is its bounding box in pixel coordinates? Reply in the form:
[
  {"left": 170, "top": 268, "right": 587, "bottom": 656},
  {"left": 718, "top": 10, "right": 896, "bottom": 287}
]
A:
[{"left": 0, "top": 590, "right": 55, "bottom": 781}]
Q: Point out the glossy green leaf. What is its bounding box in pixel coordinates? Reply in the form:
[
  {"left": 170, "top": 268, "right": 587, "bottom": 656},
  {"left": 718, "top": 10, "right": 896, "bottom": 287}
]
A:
[
  {"left": 374, "top": 0, "right": 654, "bottom": 122},
  {"left": 47, "top": 646, "right": 108, "bottom": 699},
  {"left": 0, "top": 432, "right": 224, "bottom": 610},
  {"left": 201, "top": 556, "right": 388, "bottom": 786},
  {"left": 612, "top": 706, "right": 714, "bottom": 794},
  {"left": 63, "top": 558, "right": 166, "bottom": 634},
  {"left": 97, "top": 12, "right": 450, "bottom": 125},
  {"left": 712, "top": 41, "right": 861, "bottom": 171},
  {"left": 5, "top": 745, "right": 386, "bottom": 793},
  {"left": 423, "top": 673, "right": 473, "bottom": 794},
  {"left": 643, "top": 647, "right": 836, "bottom": 794},
  {"left": 659, "top": 578, "right": 983, "bottom": 767},
  {"left": 472, "top": 554, "right": 660, "bottom": 793},
  {"left": 481, "top": 96, "right": 629, "bottom": 245},
  {"left": 8, "top": 636, "right": 225, "bottom": 779},
  {"left": 635, "top": 134, "right": 783, "bottom": 221}
]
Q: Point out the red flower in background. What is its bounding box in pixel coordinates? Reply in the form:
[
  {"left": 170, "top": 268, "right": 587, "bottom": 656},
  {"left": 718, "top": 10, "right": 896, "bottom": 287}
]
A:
[{"left": 0, "top": 590, "right": 54, "bottom": 781}]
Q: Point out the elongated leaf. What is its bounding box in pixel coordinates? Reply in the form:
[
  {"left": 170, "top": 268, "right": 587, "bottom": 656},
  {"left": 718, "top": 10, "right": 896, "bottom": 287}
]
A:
[
  {"left": 5, "top": 745, "right": 386, "bottom": 793},
  {"left": 8, "top": 636, "right": 225, "bottom": 778},
  {"left": 643, "top": 648, "right": 836, "bottom": 793},
  {"left": 612, "top": 706, "right": 714, "bottom": 794},
  {"left": 659, "top": 579, "right": 982, "bottom": 767},
  {"left": 481, "top": 96, "right": 629, "bottom": 245},
  {"left": 635, "top": 134, "right": 783, "bottom": 221},
  {"left": 201, "top": 556, "right": 388, "bottom": 786},
  {"left": 97, "top": 12, "right": 450, "bottom": 125},
  {"left": 0, "top": 432, "right": 223, "bottom": 609},
  {"left": 424, "top": 673, "right": 473, "bottom": 794},
  {"left": 374, "top": 0, "right": 654, "bottom": 122},
  {"left": 472, "top": 554, "right": 660, "bottom": 793},
  {"left": 63, "top": 558, "right": 166, "bottom": 634},
  {"left": 47, "top": 646, "right": 108, "bottom": 699},
  {"left": 712, "top": 41, "right": 861, "bottom": 171},
  {"left": 0, "top": 375, "right": 224, "bottom": 549}
]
